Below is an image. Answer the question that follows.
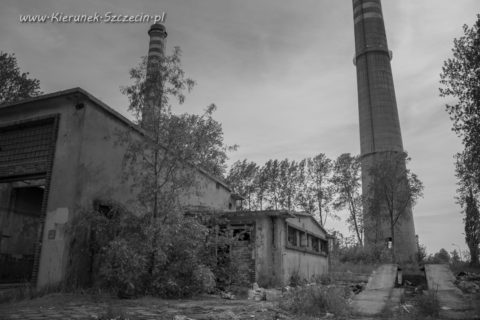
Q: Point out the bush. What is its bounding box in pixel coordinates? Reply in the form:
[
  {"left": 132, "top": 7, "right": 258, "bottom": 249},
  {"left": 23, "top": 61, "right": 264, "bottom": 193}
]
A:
[
  {"left": 344, "top": 245, "right": 390, "bottom": 264},
  {"left": 288, "top": 269, "right": 304, "bottom": 287},
  {"left": 98, "top": 239, "right": 147, "bottom": 296},
  {"left": 68, "top": 205, "right": 243, "bottom": 298},
  {"left": 279, "top": 284, "right": 350, "bottom": 317}
]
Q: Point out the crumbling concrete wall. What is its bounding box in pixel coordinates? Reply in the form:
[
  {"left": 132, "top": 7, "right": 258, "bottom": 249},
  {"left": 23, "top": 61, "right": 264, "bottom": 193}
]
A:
[
  {"left": 280, "top": 216, "right": 329, "bottom": 284},
  {"left": 246, "top": 214, "right": 328, "bottom": 287}
]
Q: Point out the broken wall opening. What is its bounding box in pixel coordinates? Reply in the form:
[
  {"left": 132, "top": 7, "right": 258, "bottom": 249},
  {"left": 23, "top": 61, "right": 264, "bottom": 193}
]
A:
[
  {"left": 230, "top": 224, "right": 255, "bottom": 285},
  {"left": 0, "top": 181, "right": 45, "bottom": 283},
  {"left": 0, "top": 116, "right": 59, "bottom": 285}
]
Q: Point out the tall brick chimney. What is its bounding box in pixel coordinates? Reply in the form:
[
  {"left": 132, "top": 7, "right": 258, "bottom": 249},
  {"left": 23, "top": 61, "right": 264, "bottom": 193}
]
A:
[
  {"left": 142, "top": 23, "right": 167, "bottom": 129},
  {"left": 352, "top": 0, "right": 417, "bottom": 262}
]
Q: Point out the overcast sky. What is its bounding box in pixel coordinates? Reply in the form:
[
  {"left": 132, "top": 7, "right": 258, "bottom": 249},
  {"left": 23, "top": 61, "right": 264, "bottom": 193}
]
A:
[{"left": 1, "top": 0, "right": 479, "bottom": 255}]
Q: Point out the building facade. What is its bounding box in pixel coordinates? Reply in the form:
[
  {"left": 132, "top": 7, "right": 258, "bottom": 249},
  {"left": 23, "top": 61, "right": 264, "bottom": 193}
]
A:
[{"left": 0, "top": 88, "right": 237, "bottom": 287}]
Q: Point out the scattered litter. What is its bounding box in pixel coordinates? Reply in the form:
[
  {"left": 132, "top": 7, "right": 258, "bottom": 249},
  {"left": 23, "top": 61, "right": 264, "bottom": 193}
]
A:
[
  {"left": 221, "top": 292, "right": 235, "bottom": 300},
  {"left": 401, "top": 304, "right": 413, "bottom": 313}
]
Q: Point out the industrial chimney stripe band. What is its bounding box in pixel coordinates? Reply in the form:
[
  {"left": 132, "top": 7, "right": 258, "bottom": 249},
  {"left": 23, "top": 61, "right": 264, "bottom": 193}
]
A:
[
  {"left": 354, "top": 12, "right": 383, "bottom": 24},
  {"left": 353, "top": 1, "right": 381, "bottom": 15},
  {"left": 354, "top": 7, "right": 382, "bottom": 19}
]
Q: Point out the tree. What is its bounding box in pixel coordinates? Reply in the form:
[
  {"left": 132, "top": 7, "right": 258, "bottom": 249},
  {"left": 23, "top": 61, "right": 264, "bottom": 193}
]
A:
[
  {"left": 455, "top": 152, "right": 480, "bottom": 265},
  {"left": 464, "top": 189, "right": 480, "bottom": 265},
  {"left": 331, "top": 153, "right": 363, "bottom": 246},
  {"left": 450, "top": 249, "right": 461, "bottom": 265},
  {"left": 226, "top": 154, "right": 336, "bottom": 227},
  {"left": 365, "top": 152, "right": 424, "bottom": 262},
  {"left": 262, "top": 159, "right": 281, "bottom": 210},
  {"left": 433, "top": 248, "right": 451, "bottom": 264},
  {"left": 278, "top": 159, "right": 298, "bottom": 211},
  {"left": 0, "top": 52, "right": 42, "bottom": 104},
  {"left": 226, "top": 159, "right": 259, "bottom": 210},
  {"left": 307, "top": 154, "right": 335, "bottom": 226},
  {"left": 92, "top": 46, "right": 237, "bottom": 296},
  {"left": 417, "top": 243, "right": 427, "bottom": 263},
  {"left": 440, "top": 14, "right": 480, "bottom": 190}
]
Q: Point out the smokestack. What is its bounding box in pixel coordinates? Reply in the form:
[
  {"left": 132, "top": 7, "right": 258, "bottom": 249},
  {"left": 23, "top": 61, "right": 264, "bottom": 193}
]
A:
[
  {"left": 142, "top": 23, "right": 167, "bottom": 129},
  {"left": 352, "top": 0, "right": 417, "bottom": 261}
]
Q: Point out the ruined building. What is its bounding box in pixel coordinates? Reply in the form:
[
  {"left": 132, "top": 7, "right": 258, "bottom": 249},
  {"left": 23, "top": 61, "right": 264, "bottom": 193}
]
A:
[
  {"left": 0, "top": 23, "right": 329, "bottom": 288},
  {"left": 352, "top": 0, "right": 417, "bottom": 261}
]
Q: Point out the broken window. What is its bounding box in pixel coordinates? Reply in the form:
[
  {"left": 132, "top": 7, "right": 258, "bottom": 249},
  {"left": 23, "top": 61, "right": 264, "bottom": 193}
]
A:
[
  {"left": 300, "top": 232, "right": 307, "bottom": 247},
  {"left": 312, "top": 237, "right": 320, "bottom": 252},
  {"left": 93, "top": 200, "right": 116, "bottom": 219},
  {"left": 231, "top": 225, "right": 251, "bottom": 242},
  {"left": 386, "top": 237, "right": 393, "bottom": 249},
  {"left": 287, "top": 226, "right": 297, "bottom": 246},
  {"left": 320, "top": 239, "right": 328, "bottom": 254}
]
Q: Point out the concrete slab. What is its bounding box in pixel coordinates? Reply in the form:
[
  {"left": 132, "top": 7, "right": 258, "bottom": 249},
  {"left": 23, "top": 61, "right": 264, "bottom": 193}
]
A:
[
  {"left": 365, "top": 264, "right": 397, "bottom": 290},
  {"left": 351, "top": 264, "right": 398, "bottom": 316},
  {"left": 424, "top": 264, "right": 478, "bottom": 319},
  {"left": 351, "top": 290, "right": 391, "bottom": 316},
  {"left": 424, "top": 264, "right": 459, "bottom": 292}
]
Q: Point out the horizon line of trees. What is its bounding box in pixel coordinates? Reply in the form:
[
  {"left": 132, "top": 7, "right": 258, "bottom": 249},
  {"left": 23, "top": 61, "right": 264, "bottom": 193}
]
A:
[
  {"left": 226, "top": 153, "right": 372, "bottom": 248},
  {"left": 226, "top": 153, "right": 360, "bottom": 228}
]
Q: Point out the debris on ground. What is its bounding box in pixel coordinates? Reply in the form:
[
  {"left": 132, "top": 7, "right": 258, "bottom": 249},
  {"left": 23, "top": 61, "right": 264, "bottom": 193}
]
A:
[
  {"left": 247, "top": 283, "right": 283, "bottom": 302},
  {"left": 455, "top": 271, "right": 480, "bottom": 293},
  {"left": 220, "top": 291, "right": 236, "bottom": 300},
  {"left": 248, "top": 283, "right": 265, "bottom": 301}
]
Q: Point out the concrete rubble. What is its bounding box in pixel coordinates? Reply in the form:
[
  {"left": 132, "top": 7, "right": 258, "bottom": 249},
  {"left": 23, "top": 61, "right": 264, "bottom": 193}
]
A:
[
  {"left": 455, "top": 271, "right": 480, "bottom": 294},
  {"left": 247, "top": 283, "right": 283, "bottom": 301}
]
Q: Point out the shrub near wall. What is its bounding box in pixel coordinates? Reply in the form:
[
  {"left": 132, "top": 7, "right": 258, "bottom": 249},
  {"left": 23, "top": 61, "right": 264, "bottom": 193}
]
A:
[{"left": 67, "top": 205, "right": 242, "bottom": 298}]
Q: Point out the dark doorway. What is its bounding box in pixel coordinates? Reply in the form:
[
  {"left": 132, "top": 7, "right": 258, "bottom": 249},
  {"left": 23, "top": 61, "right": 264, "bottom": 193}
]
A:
[{"left": 0, "top": 185, "right": 44, "bottom": 283}]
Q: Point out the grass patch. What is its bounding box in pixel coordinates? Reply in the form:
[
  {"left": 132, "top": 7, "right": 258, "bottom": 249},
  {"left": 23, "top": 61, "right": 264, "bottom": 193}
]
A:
[
  {"left": 96, "top": 304, "right": 133, "bottom": 320},
  {"left": 279, "top": 284, "right": 350, "bottom": 318},
  {"left": 417, "top": 289, "right": 440, "bottom": 318}
]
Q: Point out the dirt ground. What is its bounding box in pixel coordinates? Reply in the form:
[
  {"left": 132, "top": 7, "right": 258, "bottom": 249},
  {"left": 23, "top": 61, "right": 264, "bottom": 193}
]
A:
[{"left": 0, "top": 293, "right": 293, "bottom": 320}]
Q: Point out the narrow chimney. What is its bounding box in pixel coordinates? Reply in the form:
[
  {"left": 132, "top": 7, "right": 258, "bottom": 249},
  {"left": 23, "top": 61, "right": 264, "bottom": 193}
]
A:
[
  {"left": 352, "top": 0, "right": 417, "bottom": 262},
  {"left": 142, "top": 23, "right": 167, "bottom": 129}
]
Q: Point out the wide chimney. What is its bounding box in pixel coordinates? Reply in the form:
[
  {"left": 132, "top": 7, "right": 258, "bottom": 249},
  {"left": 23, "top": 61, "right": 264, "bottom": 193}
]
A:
[
  {"left": 142, "top": 23, "right": 167, "bottom": 129},
  {"left": 352, "top": 0, "right": 417, "bottom": 261}
]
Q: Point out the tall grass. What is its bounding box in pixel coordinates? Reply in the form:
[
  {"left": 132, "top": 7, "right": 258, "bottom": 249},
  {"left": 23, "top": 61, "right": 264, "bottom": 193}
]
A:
[
  {"left": 417, "top": 289, "right": 440, "bottom": 318},
  {"left": 279, "top": 284, "right": 350, "bottom": 317}
]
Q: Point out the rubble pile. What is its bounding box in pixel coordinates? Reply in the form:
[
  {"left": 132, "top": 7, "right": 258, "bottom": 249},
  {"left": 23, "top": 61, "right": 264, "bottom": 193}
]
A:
[{"left": 455, "top": 271, "right": 480, "bottom": 293}]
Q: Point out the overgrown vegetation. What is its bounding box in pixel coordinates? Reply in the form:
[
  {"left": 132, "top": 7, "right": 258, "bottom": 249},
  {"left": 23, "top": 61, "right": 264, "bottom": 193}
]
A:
[
  {"left": 440, "top": 14, "right": 480, "bottom": 266},
  {"left": 417, "top": 289, "right": 440, "bottom": 318},
  {"left": 364, "top": 152, "right": 424, "bottom": 262},
  {"left": 279, "top": 284, "right": 350, "bottom": 318},
  {"left": 66, "top": 45, "right": 243, "bottom": 298},
  {"left": 67, "top": 204, "right": 246, "bottom": 298}
]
